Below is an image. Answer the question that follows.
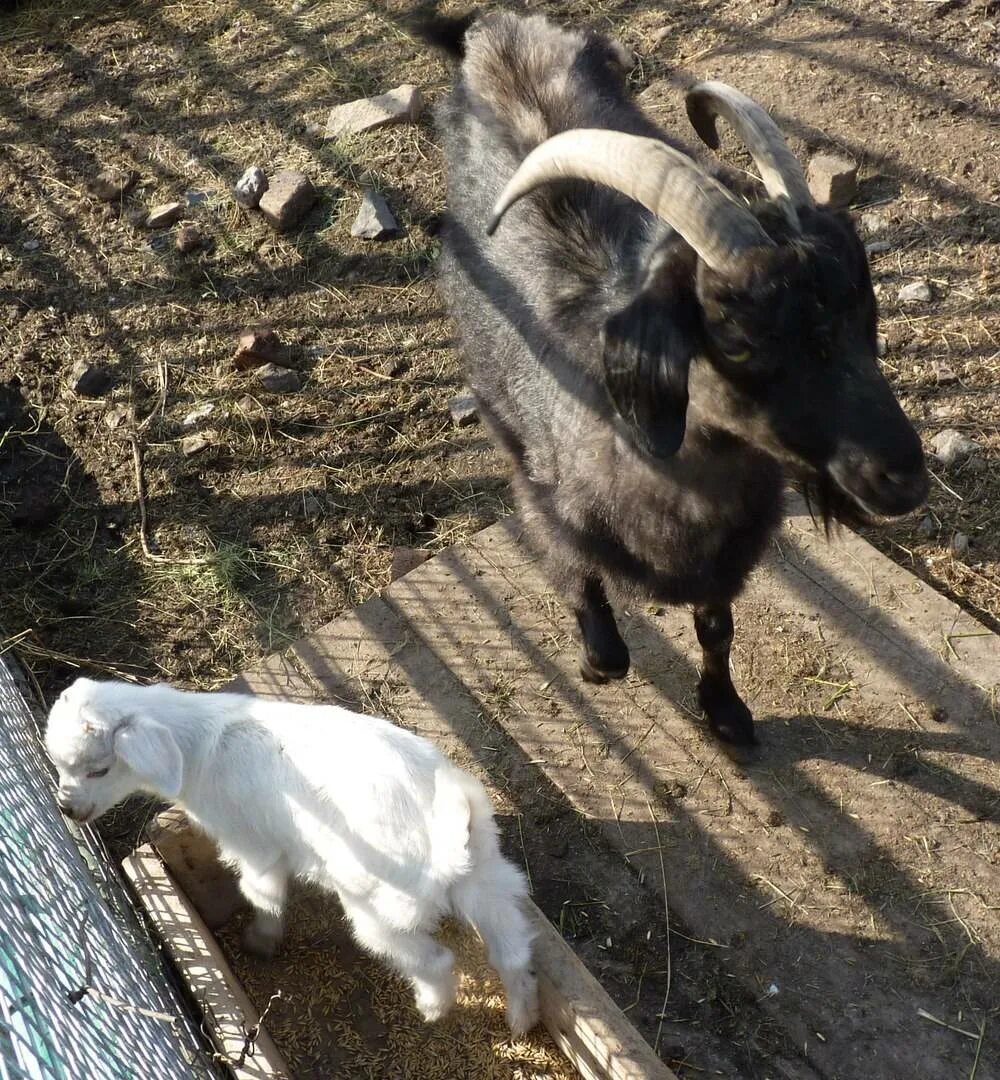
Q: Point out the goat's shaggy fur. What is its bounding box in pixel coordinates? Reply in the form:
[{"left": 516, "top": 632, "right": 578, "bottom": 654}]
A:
[
  {"left": 427, "top": 10, "right": 927, "bottom": 748},
  {"left": 45, "top": 678, "right": 539, "bottom": 1034}
]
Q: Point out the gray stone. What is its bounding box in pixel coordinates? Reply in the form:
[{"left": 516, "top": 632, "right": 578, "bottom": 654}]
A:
[
  {"left": 104, "top": 403, "right": 134, "bottom": 430},
  {"left": 185, "top": 189, "right": 209, "bottom": 207},
  {"left": 860, "top": 211, "right": 888, "bottom": 234},
  {"left": 390, "top": 547, "right": 432, "bottom": 581},
  {"left": 449, "top": 391, "right": 479, "bottom": 427},
  {"left": 145, "top": 201, "right": 185, "bottom": 229},
  {"left": 917, "top": 514, "right": 936, "bottom": 538},
  {"left": 181, "top": 433, "right": 212, "bottom": 457},
  {"left": 324, "top": 84, "right": 423, "bottom": 139},
  {"left": 876, "top": 334, "right": 887, "bottom": 358},
  {"left": 257, "top": 170, "right": 316, "bottom": 232},
  {"left": 234, "top": 327, "right": 284, "bottom": 370},
  {"left": 234, "top": 165, "right": 268, "bottom": 210},
  {"left": 933, "top": 361, "right": 959, "bottom": 386},
  {"left": 182, "top": 402, "right": 216, "bottom": 427},
  {"left": 932, "top": 428, "right": 978, "bottom": 467},
  {"left": 21, "top": 239, "right": 40, "bottom": 251},
  {"left": 898, "top": 280, "right": 933, "bottom": 303},
  {"left": 257, "top": 363, "right": 303, "bottom": 393},
  {"left": 806, "top": 153, "right": 858, "bottom": 208},
  {"left": 865, "top": 240, "right": 893, "bottom": 256},
  {"left": 350, "top": 190, "right": 399, "bottom": 240},
  {"left": 950, "top": 531, "right": 970, "bottom": 558},
  {"left": 70, "top": 360, "right": 113, "bottom": 397},
  {"left": 90, "top": 166, "right": 137, "bottom": 202}
]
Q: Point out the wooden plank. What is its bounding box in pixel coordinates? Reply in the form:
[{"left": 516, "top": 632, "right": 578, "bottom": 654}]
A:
[
  {"left": 231, "top": 649, "right": 677, "bottom": 1080},
  {"left": 530, "top": 908, "right": 675, "bottom": 1080},
  {"left": 122, "top": 847, "right": 291, "bottom": 1080},
  {"left": 265, "top": 511, "right": 998, "bottom": 1080}
]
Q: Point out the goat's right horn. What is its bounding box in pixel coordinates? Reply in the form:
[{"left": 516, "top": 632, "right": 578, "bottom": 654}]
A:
[
  {"left": 685, "top": 82, "right": 813, "bottom": 223},
  {"left": 486, "top": 129, "right": 772, "bottom": 275}
]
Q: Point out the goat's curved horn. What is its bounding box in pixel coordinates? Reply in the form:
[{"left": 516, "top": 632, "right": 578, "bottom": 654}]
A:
[
  {"left": 486, "top": 129, "right": 772, "bottom": 275},
  {"left": 685, "top": 81, "right": 813, "bottom": 224}
]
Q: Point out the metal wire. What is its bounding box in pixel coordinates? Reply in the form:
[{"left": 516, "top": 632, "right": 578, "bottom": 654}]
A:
[{"left": 0, "top": 661, "right": 215, "bottom": 1080}]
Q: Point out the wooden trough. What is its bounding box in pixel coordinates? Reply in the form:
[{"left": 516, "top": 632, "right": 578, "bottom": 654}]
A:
[{"left": 127, "top": 503, "right": 998, "bottom": 1078}]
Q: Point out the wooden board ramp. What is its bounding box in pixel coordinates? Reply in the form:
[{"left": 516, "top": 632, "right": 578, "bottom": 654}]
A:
[{"left": 230, "top": 505, "right": 999, "bottom": 1080}]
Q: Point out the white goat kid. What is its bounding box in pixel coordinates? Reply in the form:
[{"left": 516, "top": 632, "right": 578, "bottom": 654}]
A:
[{"left": 45, "top": 678, "right": 539, "bottom": 1035}]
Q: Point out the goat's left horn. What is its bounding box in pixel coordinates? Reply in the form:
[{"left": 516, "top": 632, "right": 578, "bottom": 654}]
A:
[
  {"left": 685, "top": 81, "right": 813, "bottom": 224},
  {"left": 486, "top": 128, "right": 772, "bottom": 275}
]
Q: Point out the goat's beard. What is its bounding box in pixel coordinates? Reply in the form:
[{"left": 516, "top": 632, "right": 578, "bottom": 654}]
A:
[{"left": 798, "top": 470, "right": 872, "bottom": 537}]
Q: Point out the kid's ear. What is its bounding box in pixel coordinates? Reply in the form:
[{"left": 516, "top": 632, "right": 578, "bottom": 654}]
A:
[{"left": 114, "top": 718, "right": 183, "bottom": 799}]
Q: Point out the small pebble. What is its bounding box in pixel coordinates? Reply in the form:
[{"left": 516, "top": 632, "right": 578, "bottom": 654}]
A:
[
  {"left": 449, "top": 391, "right": 479, "bottom": 427},
  {"left": 146, "top": 202, "right": 185, "bottom": 229},
  {"left": 950, "top": 531, "right": 970, "bottom": 557},
  {"left": 181, "top": 433, "right": 212, "bottom": 457},
  {"left": 234, "top": 165, "right": 268, "bottom": 210},
  {"left": 898, "top": 280, "right": 933, "bottom": 303},
  {"left": 182, "top": 402, "right": 216, "bottom": 427},
  {"left": 932, "top": 428, "right": 978, "bottom": 467},
  {"left": 257, "top": 363, "right": 303, "bottom": 393}
]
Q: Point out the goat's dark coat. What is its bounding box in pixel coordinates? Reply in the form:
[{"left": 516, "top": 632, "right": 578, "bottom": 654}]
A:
[{"left": 429, "top": 10, "right": 927, "bottom": 747}]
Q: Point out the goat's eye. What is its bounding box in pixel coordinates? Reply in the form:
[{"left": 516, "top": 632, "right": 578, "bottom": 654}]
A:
[
  {"left": 726, "top": 349, "right": 752, "bottom": 364},
  {"left": 86, "top": 766, "right": 109, "bottom": 779}
]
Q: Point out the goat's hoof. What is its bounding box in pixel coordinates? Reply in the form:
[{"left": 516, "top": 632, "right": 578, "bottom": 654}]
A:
[
  {"left": 702, "top": 695, "right": 757, "bottom": 752},
  {"left": 579, "top": 652, "right": 629, "bottom": 684}
]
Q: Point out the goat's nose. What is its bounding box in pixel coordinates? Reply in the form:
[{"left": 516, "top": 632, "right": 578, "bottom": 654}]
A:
[{"left": 56, "top": 796, "right": 75, "bottom": 818}]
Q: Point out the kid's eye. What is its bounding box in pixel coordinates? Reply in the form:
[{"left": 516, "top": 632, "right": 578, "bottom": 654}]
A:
[{"left": 86, "top": 766, "right": 109, "bottom": 779}]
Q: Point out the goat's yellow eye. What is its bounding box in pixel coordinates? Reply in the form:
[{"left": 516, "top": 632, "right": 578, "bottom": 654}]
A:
[{"left": 727, "top": 349, "right": 751, "bottom": 363}]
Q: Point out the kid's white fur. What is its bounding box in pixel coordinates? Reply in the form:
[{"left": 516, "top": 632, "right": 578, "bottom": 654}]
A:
[{"left": 45, "top": 678, "right": 539, "bottom": 1034}]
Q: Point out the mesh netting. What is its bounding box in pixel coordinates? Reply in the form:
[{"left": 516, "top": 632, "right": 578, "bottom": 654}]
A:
[{"left": 0, "top": 661, "right": 215, "bottom": 1080}]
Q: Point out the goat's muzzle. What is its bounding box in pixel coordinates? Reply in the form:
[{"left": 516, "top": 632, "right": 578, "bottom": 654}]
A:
[{"left": 828, "top": 445, "right": 929, "bottom": 519}]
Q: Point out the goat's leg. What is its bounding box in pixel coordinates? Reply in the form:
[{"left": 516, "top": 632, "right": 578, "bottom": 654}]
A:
[
  {"left": 573, "top": 574, "right": 630, "bottom": 683},
  {"left": 238, "top": 860, "right": 288, "bottom": 958},
  {"left": 693, "top": 603, "right": 755, "bottom": 746},
  {"left": 342, "top": 900, "right": 457, "bottom": 1023}
]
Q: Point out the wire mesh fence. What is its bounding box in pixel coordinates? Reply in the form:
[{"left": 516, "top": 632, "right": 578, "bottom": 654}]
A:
[{"left": 0, "top": 660, "right": 216, "bottom": 1080}]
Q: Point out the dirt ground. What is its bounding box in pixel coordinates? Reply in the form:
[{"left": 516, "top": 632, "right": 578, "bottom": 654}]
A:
[{"left": 2, "top": 0, "right": 999, "bottom": 1076}]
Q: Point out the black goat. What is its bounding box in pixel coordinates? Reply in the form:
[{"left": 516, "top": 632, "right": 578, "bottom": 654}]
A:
[{"left": 425, "top": 10, "right": 928, "bottom": 749}]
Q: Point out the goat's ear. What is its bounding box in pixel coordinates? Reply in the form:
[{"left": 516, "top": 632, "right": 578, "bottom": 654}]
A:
[
  {"left": 602, "top": 276, "right": 698, "bottom": 459},
  {"left": 113, "top": 718, "right": 183, "bottom": 799}
]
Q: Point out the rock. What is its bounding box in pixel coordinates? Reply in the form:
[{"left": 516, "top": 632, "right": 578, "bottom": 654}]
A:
[
  {"left": 69, "top": 360, "right": 113, "bottom": 397},
  {"left": 257, "top": 363, "right": 303, "bottom": 393},
  {"left": 90, "top": 166, "right": 137, "bottom": 202},
  {"left": 181, "top": 433, "right": 212, "bottom": 457},
  {"left": 175, "top": 224, "right": 205, "bottom": 253},
  {"left": 350, "top": 190, "right": 399, "bottom": 239},
  {"left": 898, "top": 280, "right": 933, "bottom": 303},
  {"left": 233, "top": 326, "right": 284, "bottom": 370},
  {"left": 917, "top": 514, "right": 936, "bottom": 538},
  {"left": 184, "top": 189, "right": 209, "bottom": 207},
  {"left": 382, "top": 355, "right": 408, "bottom": 377},
  {"left": 324, "top": 84, "right": 423, "bottom": 139},
  {"left": 651, "top": 25, "right": 672, "bottom": 47},
  {"left": 449, "top": 391, "right": 479, "bottom": 427},
  {"left": 390, "top": 547, "right": 432, "bottom": 581},
  {"left": 933, "top": 361, "right": 959, "bottom": 385},
  {"left": 806, "top": 153, "right": 858, "bottom": 208},
  {"left": 932, "top": 428, "right": 978, "bottom": 467},
  {"left": 950, "top": 531, "right": 970, "bottom": 557},
  {"left": 22, "top": 239, "right": 40, "bottom": 251},
  {"left": 104, "top": 403, "right": 134, "bottom": 430},
  {"left": 145, "top": 201, "right": 185, "bottom": 228},
  {"left": 865, "top": 240, "right": 893, "bottom": 256},
  {"left": 876, "top": 334, "right": 887, "bottom": 358},
  {"left": 235, "top": 394, "right": 258, "bottom": 412},
  {"left": 182, "top": 402, "right": 216, "bottom": 427},
  {"left": 257, "top": 170, "right": 316, "bottom": 232},
  {"left": 234, "top": 165, "right": 268, "bottom": 209},
  {"left": 860, "top": 211, "right": 888, "bottom": 234},
  {"left": 146, "top": 809, "right": 244, "bottom": 930}
]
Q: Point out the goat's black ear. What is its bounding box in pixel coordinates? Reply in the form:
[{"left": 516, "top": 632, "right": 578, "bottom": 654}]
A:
[{"left": 601, "top": 283, "right": 697, "bottom": 459}]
